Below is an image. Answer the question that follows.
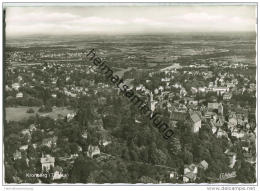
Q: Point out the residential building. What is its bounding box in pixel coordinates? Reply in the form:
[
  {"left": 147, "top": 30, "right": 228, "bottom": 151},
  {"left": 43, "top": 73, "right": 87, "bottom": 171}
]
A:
[
  {"left": 41, "top": 154, "right": 55, "bottom": 171},
  {"left": 183, "top": 164, "right": 198, "bottom": 183},
  {"left": 13, "top": 150, "right": 22, "bottom": 160},
  {"left": 223, "top": 93, "right": 232, "bottom": 100},
  {"left": 16, "top": 92, "right": 23, "bottom": 98},
  {"left": 87, "top": 145, "right": 100, "bottom": 158},
  {"left": 198, "top": 160, "right": 208, "bottom": 170},
  {"left": 189, "top": 112, "right": 201, "bottom": 133}
]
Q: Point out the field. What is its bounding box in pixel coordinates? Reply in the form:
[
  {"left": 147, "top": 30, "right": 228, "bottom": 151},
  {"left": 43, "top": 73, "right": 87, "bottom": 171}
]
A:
[{"left": 5, "top": 107, "right": 74, "bottom": 122}]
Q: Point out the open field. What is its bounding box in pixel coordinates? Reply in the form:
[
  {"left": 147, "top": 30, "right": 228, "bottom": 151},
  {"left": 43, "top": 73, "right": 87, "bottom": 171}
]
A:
[{"left": 5, "top": 106, "right": 74, "bottom": 122}]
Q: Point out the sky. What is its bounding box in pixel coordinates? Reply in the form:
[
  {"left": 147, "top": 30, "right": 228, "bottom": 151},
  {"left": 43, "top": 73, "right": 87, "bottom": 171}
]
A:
[{"left": 5, "top": 4, "right": 257, "bottom": 36}]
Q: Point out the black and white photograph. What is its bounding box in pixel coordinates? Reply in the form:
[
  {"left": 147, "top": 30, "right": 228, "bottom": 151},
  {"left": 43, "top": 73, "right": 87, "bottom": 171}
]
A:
[{"left": 1, "top": 1, "right": 258, "bottom": 190}]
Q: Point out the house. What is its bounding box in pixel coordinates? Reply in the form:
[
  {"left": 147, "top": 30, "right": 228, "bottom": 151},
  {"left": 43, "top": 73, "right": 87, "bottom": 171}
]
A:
[
  {"left": 171, "top": 111, "right": 201, "bottom": 133},
  {"left": 64, "top": 90, "right": 77, "bottom": 98},
  {"left": 100, "top": 139, "right": 112, "bottom": 147},
  {"left": 87, "top": 145, "right": 100, "bottom": 158},
  {"left": 198, "top": 160, "right": 208, "bottom": 170},
  {"left": 180, "top": 88, "right": 187, "bottom": 97},
  {"left": 218, "top": 103, "right": 224, "bottom": 115},
  {"left": 151, "top": 100, "right": 158, "bottom": 112},
  {"left": 189, "top": 112, "right": 201, "bottom": 133},
  {"left": 213, "top": 126, "right": 228, "bottom": 138},
  {"left": 228, "top": 114, "right": 238, "bottom": 128},
  {"left": 209, "top": 82, "right": 214, "bottom": 88},
  {"left": 48, "top": 131, "right": 55, "bottom": 136},
  {"left": 13, "top": 150, "right": 22, "bottom": 160},
  {"left": 67, "top": 112, "right": 76, "bottom": 122},
  {"left": 99, "top": 133, "right": 112, "bottom": 147},
  {"left": 88, "top": 119, "right": 104, "bottom": 130},
  {"left": 191, "top": 87, "right": 198, "bottom": 94},
  {"left": 223, "top": 93, "right": 232, "bottom": 100},
  {"left": 70, "top": 153, "right": 79, "bottom": 159},
  {"left": 242, "top": 147, "right": 249, "bottom": 152},
  {"left": 208, "top": 102, "right": 223, "bottom": 114},
  {"left": 231, "top": 129, "right": 245, "bottom": 139},
  {"left": 52, "top": 166, "right": 64, "bottom": 180},
  {"left": 41, "top": 154, "right": 55, "bottom": 171},
  {"left": 243, "top": 153, "right": 256, "bottom": 164},
  {"left": 82, "top": 130, "right": 88, "bottom": 139},
  {"left": 208, "top": 102, "right": 219, "bottom": 111},
  {"left": 183, "top": 97, "right": 194, "bottom": 105},
  {"left": 98, "top": 96, "right": 107, "bottom": 105},
  {"left": 19, "top": 145, "right": 28, "bottom": 151},
  {"left": 32, "top": 143, "right": 38, "bottom": 149},
  {"left": 21, "top": 129, "right": 31, "bottom": 136},
  {"left": 135, "top": 118, "right": 142, "bottom": 124},
  {"left": 249, "top": 83, "right": 256, "bottom": 91},
  {"left": 51, "top": 80, "right": 57, "bottom": 85},
  {"left": 29, "top": 124, "right": 37, "bottom": 132},
  {"left": 173, "top": 83, "right": 182, "bottom": 89},
  {"left": 226, "top": 82, "right": 235, "bottom": 88},
  {"left": 13, "top": 176, "right": 22, "bottom": 183},
  {"left": 16, "top": 92, "right": 23, "bottom": 98},
  {"left": 183, "top": 164, "right": 198, "bottom": 183},
  {"left": 12, "top": 83, "right": 20, "bottom": 90},
  {"left": 42, "top": 136, "right": 58, "bottom": 148},
  {"left": 169, "top": 171, "right": 178, "bottom": 179},
  {"left": 189, "top": 100, "right": 198, "bottom": 106},
  {"left": 205, "top": 111, "right": 217, "bottom": 119},
  {"left": 26, "top": 158, "right": 30, "bottom": 167},
  {"left": 161, "top": 77, "right": 171, "bottom": 82},
  {"left": 225, "top": 151, "right": 237, "bottom": 168},
  {"left": 170, "top": 137, "right": 181, "bottom": 152},
  {"left": 89, "top": 79, "right": 95, "bottom": 86},
  {"left": 5, "top": 85, "right": 12, "bottom": 91},
  {"left": 212, "top": 87, "right": 229, "bottom": 95},
  {"left": 199, "top": 87, "right": 207, "bottom": 93},
  {"left": 170, "top": 111, "right": 188, "bottom": 122},
  {"left": 78, "top": 145, "right": 82, "bottom": 152},
  {"left": 214, "top": 115, "right": 225, "bottom": 127},
  {"left": 237, "top": 114, "right": 248, "bottom": 126},
  {"left": 154, "top": 88, "right": 159, "bottom": 94}
]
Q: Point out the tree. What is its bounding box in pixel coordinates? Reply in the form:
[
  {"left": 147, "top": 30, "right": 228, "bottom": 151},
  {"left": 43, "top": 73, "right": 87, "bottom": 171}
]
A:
[
  {"left": 69, "top": 157, "right": 98, "bottom": 183},
  {"left": 237, "top": 160, "right": 256, "bottom": 183},
  {"left": 38, "top": 105, "right": 52, "bottom": 113},
  {"left": 70, "top": 143, "right": 79, "bottom": 154},
  {"left": 140, "top": 147, "right": 149, "bottom": 163},
  {"left": 5, "top": 165, "right": 16, "bottom": 183},
  {"left": 26, "top": 108, "right": 35, "bottom": 113},
  {"left": 31, "top": 130, "right": 43, "bottom": 143},
  {"left": 183, "top": 150, "right": 193, "bottom": 165}
]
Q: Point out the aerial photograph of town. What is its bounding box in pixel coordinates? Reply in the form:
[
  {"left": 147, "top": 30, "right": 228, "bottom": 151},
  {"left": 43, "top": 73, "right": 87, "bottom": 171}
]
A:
[{"left": 2, "top": 2, "right": 257, "bottom": 187}]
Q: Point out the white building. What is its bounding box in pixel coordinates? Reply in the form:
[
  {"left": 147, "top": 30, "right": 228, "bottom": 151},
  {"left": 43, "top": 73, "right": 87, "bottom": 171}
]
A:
[
  {"left": 67, "top": 112, "right": 76, "bottom": 122},
  {"left": 87, "top": 145, "right": 100, "bottom": 158},
  {"left": 212, "top": 87, "right": 229, "bottom": 95},
  {"left": 183, "top": 164, "right": 198, "bottom": 183},
  {"left": 12, "top": 83, "right": 20, "bottom": 91},
  {"left": 52, "top": 166, "right": 64, "bottom": 180},
  {"left": 226, "top": 152, "right": 237, "bottom": 169},
  {"left": 223, "top": 93, "right": 232, "bottom": 100},
  {"left": 16, "top": 92, "right": 23, "bottom": 98},
  {"left": 189, "top": 112, "right": 201, "bottom": 133},
  {"left": 19, "top": 145, "right": 28, "bottom": 151},
  {"left": 199, "top": 160, "right": 208, "bottom": 170},
  {"left": 40, "top": 154, "right": 55, "bottom": 171}
]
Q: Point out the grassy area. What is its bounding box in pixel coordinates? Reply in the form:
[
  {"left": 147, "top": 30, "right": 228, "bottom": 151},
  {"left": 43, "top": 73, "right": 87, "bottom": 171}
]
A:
[{"left": 5, "top": 106, "right": 74, "bottom": 122}]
